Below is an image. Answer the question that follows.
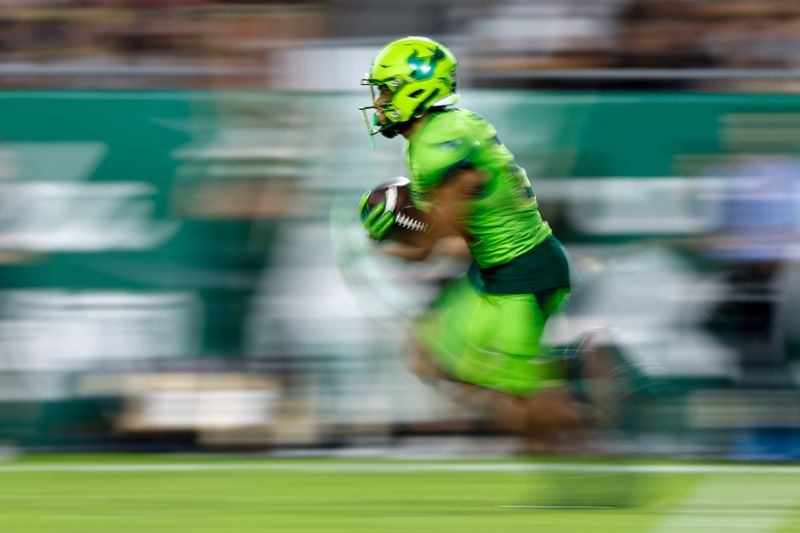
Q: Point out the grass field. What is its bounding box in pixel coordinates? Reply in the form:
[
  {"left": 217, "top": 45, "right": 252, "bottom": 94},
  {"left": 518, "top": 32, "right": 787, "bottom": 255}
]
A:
[{"left": 1, "top": 454, "right": 799, "bottom": 532}]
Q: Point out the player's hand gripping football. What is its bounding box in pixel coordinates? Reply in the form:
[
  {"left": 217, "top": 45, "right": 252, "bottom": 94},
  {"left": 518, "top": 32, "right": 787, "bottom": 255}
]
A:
[{"left": 359, "top": 192, "right": 394, "bottom": 241}]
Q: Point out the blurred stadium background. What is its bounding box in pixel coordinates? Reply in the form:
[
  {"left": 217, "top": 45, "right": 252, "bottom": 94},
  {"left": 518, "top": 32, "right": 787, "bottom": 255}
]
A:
[{"left": 1, "top": 0, "right": 800, "bottom": 466}]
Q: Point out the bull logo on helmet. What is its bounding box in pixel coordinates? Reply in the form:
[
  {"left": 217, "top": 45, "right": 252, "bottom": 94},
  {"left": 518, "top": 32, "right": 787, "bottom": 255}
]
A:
[{"left": 408, "top": 48, "right": 446, "bottom": 81}]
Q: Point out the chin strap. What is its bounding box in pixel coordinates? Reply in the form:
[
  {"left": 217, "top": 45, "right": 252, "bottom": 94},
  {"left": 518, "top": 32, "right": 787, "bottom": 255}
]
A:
[{"left": 381, "top": 125, "right": 401, "bottom": 139}]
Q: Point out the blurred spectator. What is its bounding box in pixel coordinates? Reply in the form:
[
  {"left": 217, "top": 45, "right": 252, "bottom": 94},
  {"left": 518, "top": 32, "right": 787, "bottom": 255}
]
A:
[
  {"left": 0, "top": 0, "right": 325, "bottom": 89},
  {"left": 2, "top": 1, "right": 800, "bottom": 90}
]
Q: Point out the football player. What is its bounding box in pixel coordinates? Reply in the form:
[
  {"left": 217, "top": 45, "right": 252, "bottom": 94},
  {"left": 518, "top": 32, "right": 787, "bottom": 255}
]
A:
[{"left": 358, "top": 37, "right": 589, "bottom": 448}]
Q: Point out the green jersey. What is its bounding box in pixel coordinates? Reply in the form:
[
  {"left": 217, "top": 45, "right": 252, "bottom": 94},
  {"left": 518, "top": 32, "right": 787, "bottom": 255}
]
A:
[{"left": 405, "top": 108, "right": 552, "bottom": 269}]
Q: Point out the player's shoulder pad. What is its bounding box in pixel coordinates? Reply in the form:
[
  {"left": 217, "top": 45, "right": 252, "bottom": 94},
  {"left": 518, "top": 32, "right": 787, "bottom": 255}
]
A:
[
  {"left": 411, "top": 109, "right": 498, "bottom": 190},
  {"left": 422, "top": 108, "right": 496, "bottom": 144},
  {"left": 415, "top": 109, "right": 497, "bottom": 161}
]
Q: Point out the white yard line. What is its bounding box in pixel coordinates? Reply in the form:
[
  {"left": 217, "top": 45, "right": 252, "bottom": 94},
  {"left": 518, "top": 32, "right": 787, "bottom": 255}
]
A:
[
  {"left": 0, "top": 462, "right": 800, "bottom": 474},
  {"left": 650, "top": 475, "right": 800, "bottom": 533}
]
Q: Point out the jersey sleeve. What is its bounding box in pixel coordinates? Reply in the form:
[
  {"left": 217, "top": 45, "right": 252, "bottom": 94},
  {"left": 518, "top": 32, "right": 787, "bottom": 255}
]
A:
[{"left": 411, "top": 110, "right": 497, "bottom": 193}]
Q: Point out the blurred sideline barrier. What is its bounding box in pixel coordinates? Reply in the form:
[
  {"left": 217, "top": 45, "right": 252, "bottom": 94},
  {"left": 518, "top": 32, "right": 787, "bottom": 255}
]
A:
[{"left": 0, "top": 90, "right": 799, "bottom": 457}]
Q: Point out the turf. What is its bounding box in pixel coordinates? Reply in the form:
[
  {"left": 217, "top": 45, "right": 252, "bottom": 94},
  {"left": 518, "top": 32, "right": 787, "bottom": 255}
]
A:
[{"left": 0, "top": 455, "right": 798, "bottom": 532}]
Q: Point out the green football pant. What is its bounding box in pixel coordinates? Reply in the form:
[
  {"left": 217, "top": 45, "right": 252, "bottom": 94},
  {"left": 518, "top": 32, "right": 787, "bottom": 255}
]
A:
[{"left": 412, "top": 277, "right": 570, "bottom": 397}]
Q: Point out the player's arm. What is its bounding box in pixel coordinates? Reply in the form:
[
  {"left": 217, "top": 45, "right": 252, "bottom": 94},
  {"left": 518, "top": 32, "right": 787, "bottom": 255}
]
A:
[
  {"left": 429, "top": 167, "right": 484, "bottom": 240},
  {"left": 379, "top": 235, "right": 471, "bottom": 261},
  {"left": 380, "top": 168, "right": 483, "bottom": 261},
  {"left": 436, "top": 235, "right": 471, "bottom": 258},
  {"left": 359, "top": 192, "right": 433, "bottom": 261},
  {"left": 378, "top": 241, "right": 431, "bottom": 261}
]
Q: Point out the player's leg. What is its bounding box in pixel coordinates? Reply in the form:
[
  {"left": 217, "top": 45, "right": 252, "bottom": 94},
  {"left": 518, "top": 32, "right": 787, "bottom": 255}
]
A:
[
  {"left": 474, "top": 286, "right": 587, "bottom": 444},
  {"left": 408, "top": 337, "right": 581, "bottom": 419},
  {"left": 408, "top": 277, "right": 587, "bottom": 440},
  {"left": 562, "top": 329, "right": 641, "bottom": 429},
  {"left": 407, "top": 339, "right": 586, "bottom": 452}
]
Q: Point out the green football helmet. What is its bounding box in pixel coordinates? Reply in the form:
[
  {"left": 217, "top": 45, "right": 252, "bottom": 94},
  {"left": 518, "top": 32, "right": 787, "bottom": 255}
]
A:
[{"left": 360, "top": 36, "right": 458, "bottom": 140}]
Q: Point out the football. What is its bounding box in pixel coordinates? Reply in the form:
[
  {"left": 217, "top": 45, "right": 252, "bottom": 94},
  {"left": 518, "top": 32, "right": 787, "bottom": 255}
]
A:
[{"left": 363, "top": 177, "right": 431, "bottom": 245}]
